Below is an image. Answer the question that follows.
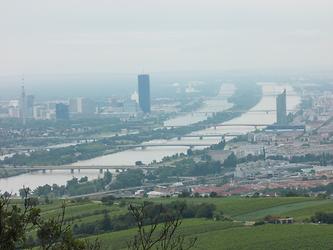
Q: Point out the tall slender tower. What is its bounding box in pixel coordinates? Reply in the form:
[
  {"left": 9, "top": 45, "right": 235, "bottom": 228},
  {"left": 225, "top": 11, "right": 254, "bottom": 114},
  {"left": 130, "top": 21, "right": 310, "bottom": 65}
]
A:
[
  {"left": 138, "top": 74, "right": 151, "bottom": 113},
  {"left": 20, "top": 77, "right": 26, "bottom": 125},
  {"left": 276, "top": 89, "right": 287, "bottom": 125}
]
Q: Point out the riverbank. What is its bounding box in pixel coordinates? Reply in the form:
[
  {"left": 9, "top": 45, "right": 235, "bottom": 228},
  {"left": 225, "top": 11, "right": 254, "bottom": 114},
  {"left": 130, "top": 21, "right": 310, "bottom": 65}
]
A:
[{"left": 0, "top": 168, "right": 28, "bottom": 179}]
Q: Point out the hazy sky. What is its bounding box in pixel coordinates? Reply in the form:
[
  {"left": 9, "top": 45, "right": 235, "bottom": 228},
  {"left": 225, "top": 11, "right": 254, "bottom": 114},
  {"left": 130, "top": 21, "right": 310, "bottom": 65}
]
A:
[{"left": 1, "top": 0, "right": 332, "bottom": 75}]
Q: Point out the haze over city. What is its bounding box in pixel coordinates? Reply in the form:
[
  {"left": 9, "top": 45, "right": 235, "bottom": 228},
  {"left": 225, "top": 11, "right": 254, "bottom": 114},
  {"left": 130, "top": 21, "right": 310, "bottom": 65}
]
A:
[
  {"left": 1, "top": 0, "right": 333, "bottom": 75},
  {"left": 0, "top": 1, "right": 333, "bottom": 249}
]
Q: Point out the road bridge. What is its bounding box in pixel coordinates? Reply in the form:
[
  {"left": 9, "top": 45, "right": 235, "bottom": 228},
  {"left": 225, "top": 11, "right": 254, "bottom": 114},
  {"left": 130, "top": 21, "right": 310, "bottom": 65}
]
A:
[
  {"left": 2, "top": 142, "right": 220, "bottom": 151},
  {"left": 262, "top": 94, "right": 300, "bottom": 97},
  {"left": 177, "top": 109, "right": 297, "bottom": 115},
  {"left": 116, "top": 142, "right": 216, "bottom": 149},
  {"left": 181, "top": 133, "right": 241, "bottom": 138},
  {"left": 177, "top": 134, "right": 242, "bottom": 140},
  {"left": 0, "top": 164, "right": 156, "bottom": 173},
  {"left": 17, "top": 132, "right": 242, "bottom": 142},
  {"left": 164, "top": 123, "right": 271, "bottom": 129}
]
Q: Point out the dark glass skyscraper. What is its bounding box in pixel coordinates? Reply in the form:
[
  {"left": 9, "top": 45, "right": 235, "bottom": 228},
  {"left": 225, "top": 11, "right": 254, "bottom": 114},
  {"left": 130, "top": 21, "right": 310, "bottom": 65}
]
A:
[
  {"left": 138, "top": 74, "right": 151, "bottom": 113},
  {"left": 276, "top": 89, "right": 287, "bottom": 125},
  {"left": 55, "top": 103, "right": 70, "bottom": 120}
]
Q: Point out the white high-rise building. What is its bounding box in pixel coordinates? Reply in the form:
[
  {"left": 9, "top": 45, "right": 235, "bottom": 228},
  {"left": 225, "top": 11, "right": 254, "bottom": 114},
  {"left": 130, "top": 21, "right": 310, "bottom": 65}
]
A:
[
  {"left": 19, "top": 85, "right": 26, "bottom": 124},
  {"left": 69, "top": 98, "right": 79, "bottom": 113},
  {"left": 69, "top": 97, "right": 96, "bottom": 115},
  {"left": 33, "top": 105, "right": 48, "bottom": 120},
  {"left": 8, "top": 100, "right": 20, "bottom": 118},
  {"left": 26, "top": 95, "right": 34, "bottom": 118}
]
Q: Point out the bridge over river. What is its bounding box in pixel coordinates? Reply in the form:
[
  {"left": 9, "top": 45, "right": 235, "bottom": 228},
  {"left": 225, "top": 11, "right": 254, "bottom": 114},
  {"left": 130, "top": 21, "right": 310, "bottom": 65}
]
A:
[
  {"left": 177, "top": 108, "right": 297, "bottom": 115},
  {"left": 0, "top": 164, "right": 155, "bottom": 173},
  {"left": 163, "top": 123, "right": 271, "bottom": 129},
  {"left": 2, "top": 135, "right": 234, "bottom": 151}
]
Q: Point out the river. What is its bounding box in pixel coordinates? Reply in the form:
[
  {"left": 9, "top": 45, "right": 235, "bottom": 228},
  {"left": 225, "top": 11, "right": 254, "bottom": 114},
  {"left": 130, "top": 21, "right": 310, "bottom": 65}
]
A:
[
  {"left": 163, "top": 84, "right": 235, "bottom": 126},
  {"left": 0, "top": 83, "right": 301, "bottom": 194}
]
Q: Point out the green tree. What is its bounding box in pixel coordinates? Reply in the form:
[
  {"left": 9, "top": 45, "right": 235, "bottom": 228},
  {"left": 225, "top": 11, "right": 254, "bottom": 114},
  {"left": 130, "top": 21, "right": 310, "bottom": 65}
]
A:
[
  {"left": 112, "top": 169, "right": 144, "bottom": 189},
  {"left": 0, "top": 188, "right": 40, "bottom": 249},
  {"left": 101, "top": 210, "right": 112, "bottom": 231},
  {"left": 0, "top": 189, "right": 100, "bottom": 250},
  {"left": 223, "top": 152, "right": 237, "bottom": 168},
  {"left": 127, "top": 203, "right": 197, "bottom": 250}
]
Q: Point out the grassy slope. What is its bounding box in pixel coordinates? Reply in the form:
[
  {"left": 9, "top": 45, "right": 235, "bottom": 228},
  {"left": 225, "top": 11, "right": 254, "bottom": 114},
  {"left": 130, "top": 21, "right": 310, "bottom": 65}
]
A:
[
  {"left": 197, "top": 224, "right": 333, "bottom": 250},
  {"left": 36, "top": 196, "right": 333, "bottom": 226},
  {"left": 34, "top": 197, "right": 333, "bottom": 249},
  {"left": 234, "top": 199, "right": 333, "bottom": 221},
  {"left": 148, "top": 197, "right": 320, "bottom": 218},
  {"left": 84, "top": 220, "right": 333, "bottom": 250},
  {"left": 280, "top": 201, "right": 333, "bottom": 221},
  {"left": 86, "top": 219, "right": 241, "bottom": 250}
]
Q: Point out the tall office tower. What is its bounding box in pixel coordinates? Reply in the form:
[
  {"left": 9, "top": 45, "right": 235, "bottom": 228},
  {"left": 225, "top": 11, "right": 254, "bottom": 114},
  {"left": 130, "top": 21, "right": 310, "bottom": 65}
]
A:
[
  {"left": 77, "top": 97, "right": 83, "bottom": 113},
  {"left": 69, "top": 97, "right": 96, "bottom": 115},
  {"left": 81, "top": 98, "right": 96, "bottom": 114},
  {"left": 55, "top": 103, "right": 70, "bottom": 120},
  {"left": 26, "top": 95, "right": 34, "bottom": 118},
  {"left": 276, "top": 89, "right": 287, "bottom": 125},
  {"left": 8, "top": 100, "right": 20, "bottom": 118},
  {"left": 69, "top": 98, "right": 78, "bottom": 113},
  {"left": 33, "top": 105, "right": 47, "bottom": 120},
  {"left": 138, "top": 74, "right": 151, "bottom": 113},
  {"left": 19, "top": 85, "right": 26, "bottom": 125}
]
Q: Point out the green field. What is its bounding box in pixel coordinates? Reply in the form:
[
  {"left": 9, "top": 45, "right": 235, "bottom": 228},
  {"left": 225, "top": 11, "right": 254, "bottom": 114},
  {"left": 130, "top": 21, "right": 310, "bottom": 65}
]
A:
[
  {"left": 148, "top": 196, "right": 325, "bottom": 220},
  {"left": 84, "top": 219, "right": 333, "bottom": 250},
  {"left": 33, "top": 197, "right": 333, "bottom": 249},
  {"left": 196, "top": 223, "right": 333, "bottom": 250}
]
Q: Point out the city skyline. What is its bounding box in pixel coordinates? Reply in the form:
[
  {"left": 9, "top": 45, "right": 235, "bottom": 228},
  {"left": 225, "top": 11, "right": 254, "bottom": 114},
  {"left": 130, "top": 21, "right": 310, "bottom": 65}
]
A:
[{"left": 0, "top": 1, "right": 332, "bottom": 249}]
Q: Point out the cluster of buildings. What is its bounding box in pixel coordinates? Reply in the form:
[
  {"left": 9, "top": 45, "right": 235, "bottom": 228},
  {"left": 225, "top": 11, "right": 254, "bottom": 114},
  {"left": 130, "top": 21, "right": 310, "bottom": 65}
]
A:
[
  {"left": 190, "top": 171, "right": 333, "bottom": 197},
  {"left": 0, "top": 74, "right": 152, "bottom": 122},
  {"left": 134, "top": 182, "right": 186, "bottom": 198},
  {"left": 234, "top": 160, "right": 310, "bottom": 180},
  {"left": 155, "top": 87, "right": 333, "bottom": 198},
  {"left": 4, "top": 86, "right": 35, "bottom": 122}
]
